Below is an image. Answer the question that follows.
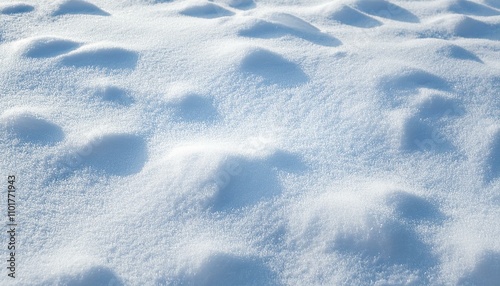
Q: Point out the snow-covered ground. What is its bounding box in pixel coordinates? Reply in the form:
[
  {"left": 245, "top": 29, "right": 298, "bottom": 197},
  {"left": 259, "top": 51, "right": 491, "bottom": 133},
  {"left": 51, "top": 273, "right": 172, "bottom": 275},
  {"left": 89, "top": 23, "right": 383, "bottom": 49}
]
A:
[{"left": 1, "top": 0, "right": 499, "bottom": 285}]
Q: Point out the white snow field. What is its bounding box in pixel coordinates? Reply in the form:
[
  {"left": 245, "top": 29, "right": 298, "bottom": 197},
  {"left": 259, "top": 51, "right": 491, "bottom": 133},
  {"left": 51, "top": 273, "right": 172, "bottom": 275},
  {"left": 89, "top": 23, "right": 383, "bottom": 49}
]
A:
[{"left": 1, "top": 0, "right": 499, "bottom": 285}]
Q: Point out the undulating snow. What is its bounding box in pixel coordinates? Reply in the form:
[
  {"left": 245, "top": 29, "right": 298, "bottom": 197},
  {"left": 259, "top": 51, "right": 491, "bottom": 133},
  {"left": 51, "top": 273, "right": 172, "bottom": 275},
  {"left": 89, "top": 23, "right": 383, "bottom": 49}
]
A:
[{"left": 1, "top": 0, "right": 499, "bottom": 285}]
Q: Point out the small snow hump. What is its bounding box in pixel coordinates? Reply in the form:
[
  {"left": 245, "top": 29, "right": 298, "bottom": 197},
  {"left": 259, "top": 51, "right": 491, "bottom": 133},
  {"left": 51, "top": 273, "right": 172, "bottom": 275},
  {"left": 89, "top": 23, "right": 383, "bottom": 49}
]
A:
[
  {"left": 326, "top": 4, "right": 382, "bottom": 28},
  {"left": 1, "top": 111, "right": 64, "bottom": 146},
  {"left": 385, "top": 191, "right": 444, "bottom": 222},
  {"left": 52, "top": 0, "right": 110, "bottom": 16},
  {"left": 458, "top": 251, "right": 500, "bottom": 286},
  {"left": 94, "top": 85, "right": 134, "bottom": 106},
  {"left": 380, "top": 68, "right": 449, "bottom": 96},
  {"left": 416, "top": 94, "right": 464, "bottom": 119},
  {"left": 180, "top": 3, "right": 234, "bottom": 19},
  {"left": 49, "top": 266, "right": 124, "bottom": 286},
  {"left": 240, "top": 13, "right": 341, "bottom": 46},
  {"left": 213, "top": 0, "right": 256, "bottom": 10},
  {"left": 208, "top": 155, "right": 281, "bottom": 211},
  {"left": 172, "top": 94, "right": 218, "bottom": 122},
  {"left": 180, "top": 253, "right": 279, "bottom": 286},
  {"left": 20, "top": 36, "right": 81, "bottom": 58},
  {"left": 0, "top": 3, "right": 34, "bottom": 15},
  {"left": 437, "top": 44, "right": 483, "bottom": 63},
  {"left": 65, "top": 133, "right": 148, "bottom": 176},
  {"left": 240, "top": 48, "right": 309, "bottom": 87},
  {"left": 206, "top": 149, "right": 305, "bottom": 211},
  {"left": 446, "top": 0, "right": 500, "bottom": 17},
  {"left": 400, "top": 115, "right": 454, "bottom": 153},
  {"left": 59, "top": 44, "right": 139, "bottom": 69},
  {"left": 421, "top": 15, "right": 499, "bottom": 40},
  {"left": 353, "top": 0, "right": 420, "bottom": 23},
  {"left": 452, "top": 16, "right": 499, "bottom": 40}
]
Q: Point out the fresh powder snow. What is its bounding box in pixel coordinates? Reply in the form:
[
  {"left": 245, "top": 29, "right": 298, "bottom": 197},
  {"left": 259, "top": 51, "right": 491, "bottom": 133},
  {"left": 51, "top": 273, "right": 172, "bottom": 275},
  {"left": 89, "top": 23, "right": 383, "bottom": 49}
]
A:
[{"left": 1, "top": 0, "right": 499, "bottom": 285}]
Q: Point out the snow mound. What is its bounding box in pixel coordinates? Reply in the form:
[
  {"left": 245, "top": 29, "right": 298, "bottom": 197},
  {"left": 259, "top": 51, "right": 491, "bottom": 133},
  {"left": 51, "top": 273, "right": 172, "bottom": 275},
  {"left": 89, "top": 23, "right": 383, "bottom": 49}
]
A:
[
  {"left": 92, "top": 85, "right": 134, "bottom": 106},
  {"left": 239, "top": 13, "right": 341, "bottom": 46},
  {"left": 46, "top": 266, "right": 123, "bottom": 286},
  {"left": 0, "top": 3, "right": 34, "bottom": 15},
  {"left": 52, "top": 0, "right": 110, "bottom": 16},
  {"left": 170, "top": 94, "right": 218, "bottom": 122},
  {"left": 59, "top": 44, "right": 139, "bottom": 69},
  {"left": 213, "top": 0, "right": 255, "bottom": 10},
  {"left": 427, "top": 15, "right": 500, "bottom": 40},
  {"left": 288, "top": 182, "right": 444, "bottom": 284},
  {"left": 59, "top": 133, "right": 147, "bottom": 176},
  {"left": 19, "top": 36, "right": 82, "bottom": 58},
  {"left": 1, "top": 109, "right": 64, "bottom": 145},
  {"left": 180, "top": 2, "right": 234, "bottom": 19},
  {"left": 323, "top": 3, "right": 382, "bottom": 28},
  {"left": 239, "top": 47, "right": 309, "bottom": 86},
  {"left": 458, "top": 251, "right": 500, "bottom": 286},
  {"left": 353, "top": 0, "right": 420, "bottom": 23},
  {"left": 1, "top": 0, "right": 499, "bottom": 284},
  {"left": 444, "top": 0, "right": 500, "bottom": 16},
  {"left": 176, "top": 253, "right": 279, "bottom": 286},
  {"left": 436, "top": 44, "right": 483, "bottom": 63}
]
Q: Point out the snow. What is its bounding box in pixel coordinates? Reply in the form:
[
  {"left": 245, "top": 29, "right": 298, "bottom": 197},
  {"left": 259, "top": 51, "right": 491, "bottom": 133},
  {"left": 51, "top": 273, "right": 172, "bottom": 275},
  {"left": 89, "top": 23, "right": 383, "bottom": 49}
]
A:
[{"left": 0, "top": 0, "right": 499, "bottom": 285}]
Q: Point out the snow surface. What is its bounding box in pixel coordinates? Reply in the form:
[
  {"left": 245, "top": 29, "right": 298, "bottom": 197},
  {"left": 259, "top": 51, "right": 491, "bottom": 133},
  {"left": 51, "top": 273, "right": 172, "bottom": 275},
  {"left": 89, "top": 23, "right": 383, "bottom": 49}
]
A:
[{"left": 1, "top": 0, "right": 499, "bottom": 285}]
